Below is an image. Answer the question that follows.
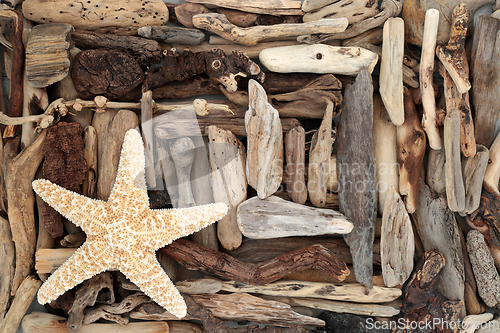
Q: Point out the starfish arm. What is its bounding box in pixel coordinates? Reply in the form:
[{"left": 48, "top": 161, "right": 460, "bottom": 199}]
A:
[
  {"left": 37, "top": 242, "right": 111, "bottom": 305},
  {"left": 153, "top": 203, "right": 228, "bottom": 241},
  {"left": 32, "top": 179, "right": 104, "bottom": 232},
  {"left": 121, "top": 252, "right": 187, "bottom": 318}
]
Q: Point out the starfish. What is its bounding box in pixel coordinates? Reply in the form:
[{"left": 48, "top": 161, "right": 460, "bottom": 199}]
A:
[{"left": 32, "top": 129, "right": 228, "bottom": 318}]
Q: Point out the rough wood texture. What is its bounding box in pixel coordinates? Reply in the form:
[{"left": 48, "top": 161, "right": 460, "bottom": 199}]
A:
[
  {"left": 193, "top": 13, "right": 347, "bottom": 46},
  {"left": 71, "top": 30, "right": 162, "bottom": 66},
  {"left": 22, "top": 0, "right": 169, "bottom": 35},
  {"left": 303, "top": 0, "right": 380, "bottom": 24},
  {"left": 83, "top": 293, "right": 150, "bottom": 326},
  {"left": 0, "top": 216, "right": 14, "bottom": 318},
  {"left": 413, "top": 179, "right": 465, "bottom": 318},
  {"left": 259, "top": 44, "right": 378, "bottom": 75},
  {"left": 337, "top": 68, "right": 376, "bottom": 288},
  {"left": 394, "top": 250, "right": 463, "bottom": 333},
  {"left": 381, "top": 187, "right": 414, "bottom": 288},
  {"left": 161, "top": 239, "right": 349, "bottom": 285},
  {"left": 379, "top": 17, "right": 404, "bottom": 126},
  {"left": 139, "top": 25, "right": 204, "bottom": 45},
  {"left": 444, "top": 108, "right": 466, "bottom": 212},
  {"left": 397, "top": 88, "right": 426, "bottom": 214},
  {"left": 207, "top": 126, "right": 246, "bottom": 251},
  {"left": 237, "top": 196, "right": 352, "bottom": 239},
  {"left": 185, "top": 0, "right": 303, "bottom": 15},
  {"left": 462, "top": 145, "right": 489, "bottom": 215},
  {"left": 426, "top": 132, "right": 446, "bottom": 195},
  {"left": 40, "top": 122, "right": 87, "bottom": 238},
  {"left": 82, "top": 126, "right": 97, "bottom": 199},
  {"left": 71, "top": 49, "right": 144, "bottom": 100},
  {"left": 466, "top": 230, "right": 500, "bottom": 307},
  {"left": 245, "top": 80, "right": 283, "bottom": 199},
  {"left": 25, "top": 23, "right": 73, "bottom": 88},
  {"left": 174, "top": 3, "right": 210, "bottom": 29},
  {"left": 471, "top": 16, "right": 500, "bottom": 148},
  {"left": 285, "top": 126, "right": 307, "bottom": 204},
  {"left": 216, "top": 8, "right": 258, "bottom": 28}
]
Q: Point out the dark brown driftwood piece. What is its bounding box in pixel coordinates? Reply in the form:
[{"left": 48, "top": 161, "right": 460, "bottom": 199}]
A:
[
  {"left": 41, "top": 122, "right": 87, "bottom": 238},
  {"left": 394, "top": 250, "right": 462, "bottom": 333},
  {"left": 160, "top": 239, "right": 349, "bottom": 285},
  {"left": 337, "top": 68, "right": 376, "bottom": 288}
]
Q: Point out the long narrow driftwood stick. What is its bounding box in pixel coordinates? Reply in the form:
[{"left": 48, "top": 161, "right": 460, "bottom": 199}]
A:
[
  {"left": 185, "top": 0, "right": 304, "bottom": 15},
  {"left": 285, "top": 126, "right": 307, "bottom": 204},
  {"left": 461, "top": 145, "right": 489, "bottom": 215},
  {"left": 444, "top": 109, "right": 466, "bottom": 212},
  {"left": 0, "top": 216, "right": 14, "bottom": 319}
]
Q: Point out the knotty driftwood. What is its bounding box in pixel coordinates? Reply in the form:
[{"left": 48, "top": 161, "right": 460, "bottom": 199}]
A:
[
  {"left": 303, "top": 0, "right": 380, "bottom": 24},
  {"left": 185, "top": 0, "right": 304, "bottom": 16},
  {"left": 394, "top": 250, "right": 462, "bottom": 333},
  {"left": 337, "top": 68, "right": 376, "bottom": 288},
  {"left": 285, "top": 126, "right": 307, "bottom": 204},
  {"left": 138, "top": 25, "right": 205, "bottom": 45},
  {"left": 237, "top": 196, "right": 352, "bottom": 239}
]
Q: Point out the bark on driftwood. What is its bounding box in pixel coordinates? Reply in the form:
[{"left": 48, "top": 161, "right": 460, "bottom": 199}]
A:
[
  {"left": 138, "top": 25, "right": 205, "bottom": 45},
  {"left": 337, "top": 68, "right": 376, "bottom": 288}
]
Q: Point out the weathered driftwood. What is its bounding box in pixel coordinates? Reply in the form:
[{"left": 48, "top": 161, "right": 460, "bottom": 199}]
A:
[
  {"left": 462, "top": 314, "right": 495, "bottom": 333},
  {"left": 0, "top": 276, "right": 41, "bottom": 333},
  {"left": 71, "top": 30, "right": 162, "bottom": 66},
  {"left": 185, "top": 0, "right": 304, "bottom": 15},
  {"left": 61, "top": 232, "right": 86, "bottom": 248},
  {"left": 22, "top": 0, "right": 169, "bottom": 35},
  {"left": 54, "top": 46, "right": 80, "bottom": 101},
  {"left": 138, "top": 25, "right": 205, "bottom": 45},
  {"left": 175, "top": 279, "right": 223, "bottom": 295},
  {"left": 397, "top": 88, "right": 426, "bottom": 214},
  {"left": 426, "top": 130, "right": 446, "bottom": 195},
  {"left": 22, "top": 312, "right": 169, "bottom": 333},
  {"left": 215, "top": 7, "right": 258, "bottom": 28},
  {"left": 342, "top": 27, "right": 384, "bottom": 48},
  {"left": 308, "top": 101, "right": 334, "bottom": 207},
  {"left": 413, "top": 179, "right": 465, "bottom": 317},
  {"left": 285, "top": 126, "right": 307, "bottom": 204},
  {"left": 168, "top": 321, "right": 202, "bottom": 333},
  {"left": 193, "top": 13, "right": 347, "bottom": 46},
  {"left": 337, "top": 68, "right": 376, "bottom": 288},
  {"left": 237, "top": 196, "right": 352, "bottom": 239},
  {"left": 219, "top": 280, "right": 401, "bottom": 303},
  {"left": 83, "top": 293, "right": 151, "bottom": 326},
  {"left": 379, "top": 18, "right": 404, "bottom": 126},
  {"left": 245, "top": 80, "right": 283, "bottom": 199},
  {"left": 420, "top": 9, "right": 441, "bottom": 151},
  {"left": 444, "top": 109, "right": 466, "bottom": 212},
  {"left": 259, "top": 44, "right": 378, "bottom": 75},
  {"left": 327, "top": 155, "right": 338, "bottom": 193},
  {"left": 169, "top": 137, "right": 196, "bottom": 209},
  {"left": 174, "top": 3, "right": 210, "bottom": 29},
  {"left": 207, "top": 126, "right": 246, "bottom": 250},
  {"left": 381, "top": 187, "right": 414, "bottom": 288},
  {"left": 82, "top": 126, "right": 97, "bottom": 199},
  {"left": 303, "top": 0, "right": 379, "bottom": 24},
  {"left": 471, "top": 15, "right": 500, "bottom": 148},
  {"left": 461, "top": 145, "right": 489, "bottom": 215},
  {"left": 0, "top": 216, "right": 14, "bottom": 318},
  {"left": 373, "top": 94, "right": 398, "bottom": 214},
  {"left": 483, "top": 133, "right": 500, "bottom": 196},
  {"left": 394, "top": 250, "right": 463, "bottom": 333},
  {"left": 466, "top": 230, "right": 500, "bottom": 308}
]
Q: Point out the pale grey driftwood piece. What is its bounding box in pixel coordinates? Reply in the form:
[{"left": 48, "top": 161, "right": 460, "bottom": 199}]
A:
[
  {"left": 186, "top": 0, "right": 304, "bottom": 15},
  {"left": 138, "top": 26, "right": 205, "bottom": 45},
  {"left": 444, "top": 108, "right": 466, "bottom": 212},
  {"left": 290, "top": 297, "right": 399, "bottom": 317},
  {"left": 461, "top": 144, "right": 489, "bottom": 215},
  {"left": 303, "top": 0, "right": 380, "bottom": 25}
]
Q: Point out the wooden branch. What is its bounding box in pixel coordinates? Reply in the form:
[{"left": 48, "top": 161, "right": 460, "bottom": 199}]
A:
[
  {"left": 237, "top": 196, "right": 353, "bottom": 239},
  {"left": 337, "top": 68, "right": 376, "bottom": 288},
  {"left": 426, "top": 130, "right": 446, "bottom": 195},
  {"left": 444, "top": 109, "right": 466, "bottom": 212},
  {"left": 342, "top": 27, "right": 383, "bottom": 48},
  {"left": 174, "top": 3, "right": 210, "bottom": 29},
  {"left": 461, "top": 145, "right": 489, "bottom": 215},
  {"left": 71, "top": 30, "right": 162, "bottom": 66},
  {"left": 420, "top": 9, "right": 441, "bottom": 150},
  {"left": 193, "top": 13, "right": 347, "bottom": 46},
  {"left": 185, "top": 0, "right": 304, "bottom": 16},
  {"left": 259, "top": 44, "right": 378, "bottom": 76},
  {"left": 0, "top": 276, "right": 40, "bottom": 333},
  {"left": 285, "top": 126, "right": 307, "bottom": 204},
  {"left": 0, "top": 216, "right": 14, "bottom": 318},
  {"left": 160, "top": 238, "right": 349, "bottom": 285},
  {"left": 303, "top": 0, "right": 380, "bottom": 24},
  {"left": 83, "top": 293, "right": 151, "bottom": 325},
  {"left": 138, "top": 25, "right": 205, "bottom": 45},
  {"left": 169, "top": 137, "right": 196, "bottom": 208}
]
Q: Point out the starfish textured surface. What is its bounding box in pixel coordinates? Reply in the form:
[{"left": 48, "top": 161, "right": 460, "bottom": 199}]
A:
[{"left": 32, "top": 129, "right": 228, "bottom": 318}]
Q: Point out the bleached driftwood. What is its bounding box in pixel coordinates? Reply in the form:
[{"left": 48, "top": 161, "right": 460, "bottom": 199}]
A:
[
  {"left": 379, "top": 17, "right": 404, "bottom": 126},
  {"left": 245, "top": 80, "right": 283, "bottom": 199},
  {"left": 185, "top": 0, "right": 304, "bottom": 15},
  {"left": 303, "top": 0, "right": 379, "bottom": 25},
  {"left": 461, "top": 313, "right": 494, "bottom": 333},
  {"left": 0, "top": 216, "right": 14, "bottom": 318},
  {"left": 444, "top": 109, "right": 466, "bottom": 212},
  {"left": 237, "top": 196, "right": 353, "bottom": 239},
  {"left": 426, "top": 131, "right": 446, "bottom": 195},
  {"left": 259, "top": 44, "right": 378, "bottom": 75},
  {"left": 285, "top": 126, "right": 307, "bottom": 204},
  {"left": 461, "top": 145, "right": 489, "bottom": 215}
]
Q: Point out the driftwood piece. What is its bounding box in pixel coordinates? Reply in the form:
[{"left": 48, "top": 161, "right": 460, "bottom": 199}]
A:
[
  {"left": 22, "top": 312, "right": 169, "bottom": 333},
  {"left": 373, "top": 94, "right": 398, "bottom": 214},
  {"left": 426, "top": 130, "right": 446, "bottom": 195},
  {"left": 175, "top": 279, "right": 222, "bottom": 295},
  {"left": 207, "top": 126, "right": 246, "bottom": 250},
  {"left": 61, "top": 232, "right": 86, "bottom": 248},
  {"left": 237, "top": 196, "right": 353, "bottom": 239},
  {"left": 138, "top": 25, "right": 205, "bottom": 45},
  {"left": 397, "top": 88, "right": 426, "bottom": 214},
  {"left": 161, "top": 238, "right": 349, "bottom": 285},
  {"left": 83, "top": 293, "right": 151, "bottom": 325},
  {"left": 82, "top": 126, "right": 97, "bottom": 199},
  {"left": 466, "top": 230, "right": 500, "bottom": 308},
  {"left": 444, "top": 109, "right": 466, "bottom": 212},
  {"left": 40, "top": 122, "right": 87, "bottom": 238},
  {"left": 413, "top": 179, "right": 465, "bottom": 317},
  {"left": 379, "top": 17, "right": 404, "bottom": 126},
  {"left": 303, "top": 0, "right": 380, "bottom": 24},
  {"left": 483, "top": 133, "right": 500, "bottom": 196},
  {"left": 471, "top": 15, "right": 500, "bottom": 148},
  {"left": 245, "top": 80, "right": 283, "bottom": 199},
  {"left": 420, "top": 8, "right": 441, "bottom": 150},
  {"left": 342, "top": 27, "right": 383, "bottom": 48},
  {"left": 337, "top": 68, "right": 376, "bottom": 288},
  {"left": 285, "top": 126, "right": 307, "bottom": 204},
  {"left": 0, "top": 216, "right": 14, "bottom": 318},
  {"left": 168, "top": 321, "right": 202, "bottom": 333},
  {"left": 461, "top": 145, "right": 489, "bottom": 215},
  {"left": 174, "top": 3, "right": 210, "bottom": 29},
  {"left": 185, "top": 0, "right": 303, "bottom": 16},
  {"left": 25, "top": 23, "right": 73, "bottom": 88},
  {"left": 71, "top": 49, "right": 144, "bottom": 100},
  {"left": 216, "top": 8, "right": 258, "bottom": 28},
  {"left": 22, "top": 0, "right": 169, "bottom": 36},
  {"left": 169, "top": 137, "right": 196, "bottom": 209},
  {"left": 259, "top": 44, "right": 378, "bottom": 75},
  {"left": 0, "top": 276, "right": 41, "bottom": 333},
  {"left": 381, "top": 187, "right": 414, "bottom": 288},
  {"left": 193, "top": 13, "right": 347, "bottom": 46},
  {"left": 71, "top": 30, "right": 162, "bottom": 66},
  {"left": 394, "top": 250, "right": 463, "bottom": 333},
  {"left": 462, "top": 314, "right": 495, "bottom": 333}
]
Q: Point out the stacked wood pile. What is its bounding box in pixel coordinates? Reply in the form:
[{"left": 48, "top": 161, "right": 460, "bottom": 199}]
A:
[{"left": 0, "top": 0, "right": 500, "bottom": 332}]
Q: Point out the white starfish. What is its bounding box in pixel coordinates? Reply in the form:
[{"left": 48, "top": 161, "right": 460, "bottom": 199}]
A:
[{"left": 33, "top": 129, "right": 227, "bottom": 318}]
